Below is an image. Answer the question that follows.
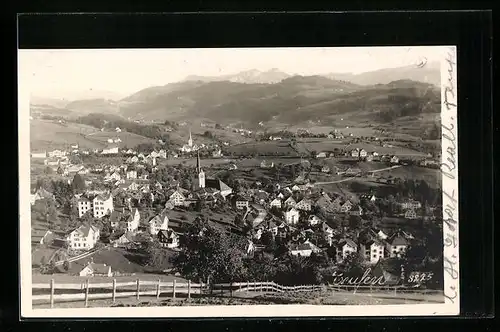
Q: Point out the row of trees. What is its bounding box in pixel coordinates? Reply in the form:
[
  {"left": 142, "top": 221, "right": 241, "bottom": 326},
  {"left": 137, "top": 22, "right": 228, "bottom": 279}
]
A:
[{"left": 148, "top": 217, "right": 442, "bottom": 289}]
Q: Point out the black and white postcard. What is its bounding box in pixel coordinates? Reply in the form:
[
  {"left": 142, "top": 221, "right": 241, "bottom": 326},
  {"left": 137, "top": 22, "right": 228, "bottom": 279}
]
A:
[{"left": 18, "top": 46, "right": 459, "bottom": 317}]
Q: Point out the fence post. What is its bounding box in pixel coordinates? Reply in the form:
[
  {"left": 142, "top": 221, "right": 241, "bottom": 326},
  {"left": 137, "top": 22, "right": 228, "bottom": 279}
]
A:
[
  {"left": 84, "top": 279, "right": 89, "bottom": 307},
  {"left": 239, "top": 282, "right": 242, "bottom": 292},
  {"left": 50, "top": 279, "right": 54, "bottom": 308},
  {"left": 188, "top": 280, "right": 191, "bottom": 299},
  {"left": 156, "top": 279, "right": 161, "bottom": 299},
  {"left": 394, "top": 287, "right": 397, "bottom": 296},
  {"left": 172, "top": 279, "right": 176, "bottom": 299},
  {"left": 112, "top": 279, "right": 116, "bottom": 303},
  {"left": 136, "top": 279, "right": 140, "bottom": 301},
  {"left": 246, "top": 281, "right": 249, "bottom": 293}
]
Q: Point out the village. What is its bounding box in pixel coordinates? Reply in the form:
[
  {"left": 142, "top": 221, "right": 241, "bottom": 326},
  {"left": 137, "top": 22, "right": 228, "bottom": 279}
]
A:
[{"left": 30, "top": 127, "right": 443, "bottom": 288}]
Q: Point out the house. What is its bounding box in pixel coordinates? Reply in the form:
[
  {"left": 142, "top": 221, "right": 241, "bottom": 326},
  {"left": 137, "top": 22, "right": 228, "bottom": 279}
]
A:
[
  {"left": 361, "top": 240, "right": 386, "bottom": 264},
  {"left": 157, "top": 229, "right": 179, "bottom": 249},
  {"left": 149, "top": 210, "right": 170, "bottom": 235},
  {"left": 321, "top": 222, "right": 335, "bottom": 246},
  {"left": 269, "top": 198, "right": 282, "bottom": 209},
  {"left": 205, "top": 179, "right": 233, "bottom": 198},
  {"left": 127, "top": 208, "right": 140, "bottom": 232},
  {"left": 92, "top": 193, "right": 114, "bottom": 218},
  {"left": 115, "top": 127, "right": 122, "bottom": 133},
  {"left": 360, "top": 194, "right": 377, "bottom": 202},
  {"left": 316, "top": 152, "right": 327, "bottom": 158},
  {"left": 375, "top": 229, "right": 389, "bottom": 240},
  {"left": 295, "top": 199, "right": 312, "bottom": 211},
  {"left": 308, "top": 215, "right": 322, "bottom": 226},
  {"left": 111, "top": 232, "right": 134, "bottom": 248},
  {"left": 359, "top": 149, "right": 368, "bottom": 158},
  {"left": 290, "top": 240, "right": 322, "bottom": 257},
  {"left": 291, "top": 184, "right": 301, "bottom": 192},
  {"left": 401, "top": 199, "right": 422, "bottom": 210},
  {"left": 234, "top": 195, "right": 249, "bottom": 210},
  {"left": 212, "top": 149, "right": 223, "bottom": 158},
  {"left": 390, "top": 155, "right": 399, "bottom": 164},
  {"left": 157, "top": 150, "right": 167, "bottom": 159},
  {"left": 336, "top": 239, "right": 357, "bottom": 262},
  {"left": 167, "top": 189, "right": 186, "bottom": 207},
  {"left": 48, "top": 149, "right": 66, "bottom": 158},
  {"left": 386, "top": 235, "right": 408, "bottom": 258},
  {"left": 260, "top": 160, "right": 274, "bottom": 169},
  {"left": 126, "top": 169, "right": 137, "bottom": 179},
  {"left": 420, "top": 158, "right": 439, "bottom": 167},
  {"left": 315, "top": 194, "right": 336, "bottom": 212},
  {"left": 284, "top": 207, "right": 300, "bottom": 225},
  {"left": 284, "top": 196, "right": 297, "bottom": 208},
  {"left": 109, "top": 211, "right": 122, "bottom": 229},
  {"left": 340, "top": 200, "right": 353, "bottom": 212},
  {"left": 31, "top": 229, "right": 53, "bottom": 246},
  {"left": 345, "top": 168, "right": 361, "bottom": 176},
  {"left": 404, "top": 208, "right": 418, "bottom": 219},
  {"left": 30, "top": 188, "right": 54, "bottom": 205},
  {"left": 321, "top": 165, "right": 330, "bottom": 173},
  {"left": 349, "top": 205, "right": 363, "bottom": 216},
  {"left": 105, "top": 171, "right": 121, "bottom": 182},
  {"left": 77, "top": 196, "right": 93, "bottom": 217},
  {"left": 129, "top": 156, "right": 139, "bottom": 164},
  {"left": 294, "top": 175, "right": 308, "bottom": 184},
  {"left": 66, "top": 225, "right": 100, "bottom": 250},
  {"left": 78, "top": 262, "right": 112, "bottom": 277},
  {"left": 101, "top": 146, "right": 119, "bottom": 155}
]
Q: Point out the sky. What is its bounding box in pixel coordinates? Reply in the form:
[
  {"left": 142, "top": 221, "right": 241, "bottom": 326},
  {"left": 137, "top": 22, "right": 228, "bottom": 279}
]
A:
[{"left": 19, "top": 46, "right": 446, "bottom": 99}]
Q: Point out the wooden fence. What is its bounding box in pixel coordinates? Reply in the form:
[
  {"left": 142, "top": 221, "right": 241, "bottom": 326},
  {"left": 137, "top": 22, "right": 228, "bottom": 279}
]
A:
[
  {"left": 33, "top": 279, "right": 206, "bottom": 308},
  {"left": 33, "top": 279, "right": 439, "bottom": 308}
]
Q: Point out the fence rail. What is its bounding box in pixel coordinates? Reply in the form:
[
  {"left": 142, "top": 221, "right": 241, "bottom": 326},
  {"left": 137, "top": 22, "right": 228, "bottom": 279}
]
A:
[
  {"left": 33, "top": 278, "right": 205, "bottom": 308},
  {"left": 33, "top": 279, "right": 439, "bottom": 308}
]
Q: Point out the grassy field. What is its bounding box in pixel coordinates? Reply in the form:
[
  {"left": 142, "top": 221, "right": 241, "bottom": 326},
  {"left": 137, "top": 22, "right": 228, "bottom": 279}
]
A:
[
  {"left": 225, "top": 141, "right": 299, "bottom": 156},
  {"left": 32, "top": 289, "right": 444, "bottom": 308},
  {"left": 30, "top": 119, "right": 156, "bottom": 151},
  {"left": 30, "top": 119, "right": 103, "bottom": 151},
  {"left": 85, "top": 131, "right": 157, "bottom": 148},
  {"left": 32, "top": 272, "right": 186, "bottom": 285}
]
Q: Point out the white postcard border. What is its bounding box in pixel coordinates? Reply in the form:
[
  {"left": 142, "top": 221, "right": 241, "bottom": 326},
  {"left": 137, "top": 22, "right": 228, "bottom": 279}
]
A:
[{"left": 19, "top": 46, "right": 459, "bottom": 318}]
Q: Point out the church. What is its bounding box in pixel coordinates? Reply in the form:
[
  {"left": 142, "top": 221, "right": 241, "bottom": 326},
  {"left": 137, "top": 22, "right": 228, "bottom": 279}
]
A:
[
  {"left": 193, "top": 152, "right": 232, "bottom": 199},
  {"left": 179, "top": 130, "right": 200, "bottom": 153}
]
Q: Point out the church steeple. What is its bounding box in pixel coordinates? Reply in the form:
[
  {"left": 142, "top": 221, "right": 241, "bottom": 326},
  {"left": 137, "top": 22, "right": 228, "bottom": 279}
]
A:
[
  {"left": 197, "top": 151, "right": 205, "bottom": 188},
  {"left": 188, "top": 129, "right": 193, "bottom": 147},
  {"left": 196, "top": 151, "right": 201, "bottom": 174}
]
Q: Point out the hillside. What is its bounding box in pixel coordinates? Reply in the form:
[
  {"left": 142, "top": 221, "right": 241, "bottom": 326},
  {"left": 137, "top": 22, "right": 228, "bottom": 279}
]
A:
[
  {"left": 65, "top": 98, "right": 121, "bottom": 115},
  {"left": 184, "top": 68, "right": 290, "bottom": 84},
  {"left": 29, "top": 119, "right": 157, "bottom": 151},
  {"left": 325, "top": 62, "right": 441, "bottom": 87},
  {"left": 116, "top": 76, "right": 440, "bottom": 138}
]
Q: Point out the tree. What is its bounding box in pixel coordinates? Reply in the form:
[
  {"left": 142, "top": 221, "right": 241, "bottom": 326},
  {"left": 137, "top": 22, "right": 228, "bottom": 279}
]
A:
[
  {"left": 63, "top": 260, "right": 71, "bottom": 272},
  {"left": 171, "top": 219, "right": 248, "bottom": 291},
  {"left": 71, "top": 174, "right": 86, "bottom": 193}
]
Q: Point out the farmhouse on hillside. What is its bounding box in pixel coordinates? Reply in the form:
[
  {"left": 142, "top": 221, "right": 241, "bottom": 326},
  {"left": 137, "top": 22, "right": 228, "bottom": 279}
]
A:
[
  {"left": 66, "top": 225, "right": 100, "bottom": 250},
  {"left": 77, "top": 262, "right": 113, "bottom": 277}
]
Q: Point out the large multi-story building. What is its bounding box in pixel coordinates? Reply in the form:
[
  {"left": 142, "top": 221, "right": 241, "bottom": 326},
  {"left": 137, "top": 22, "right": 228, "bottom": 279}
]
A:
[
  {"left": 77, "top": 193, "right": 114, "bottom": 218},
  {"left": 66, "top": 225, "right": 100, "bottom": 250}
]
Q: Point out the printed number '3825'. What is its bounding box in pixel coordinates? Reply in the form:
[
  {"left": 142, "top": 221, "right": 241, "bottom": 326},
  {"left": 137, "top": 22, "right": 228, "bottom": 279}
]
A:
[{"left": 407, "top": 272, "right": 434, "bottom": 283}]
